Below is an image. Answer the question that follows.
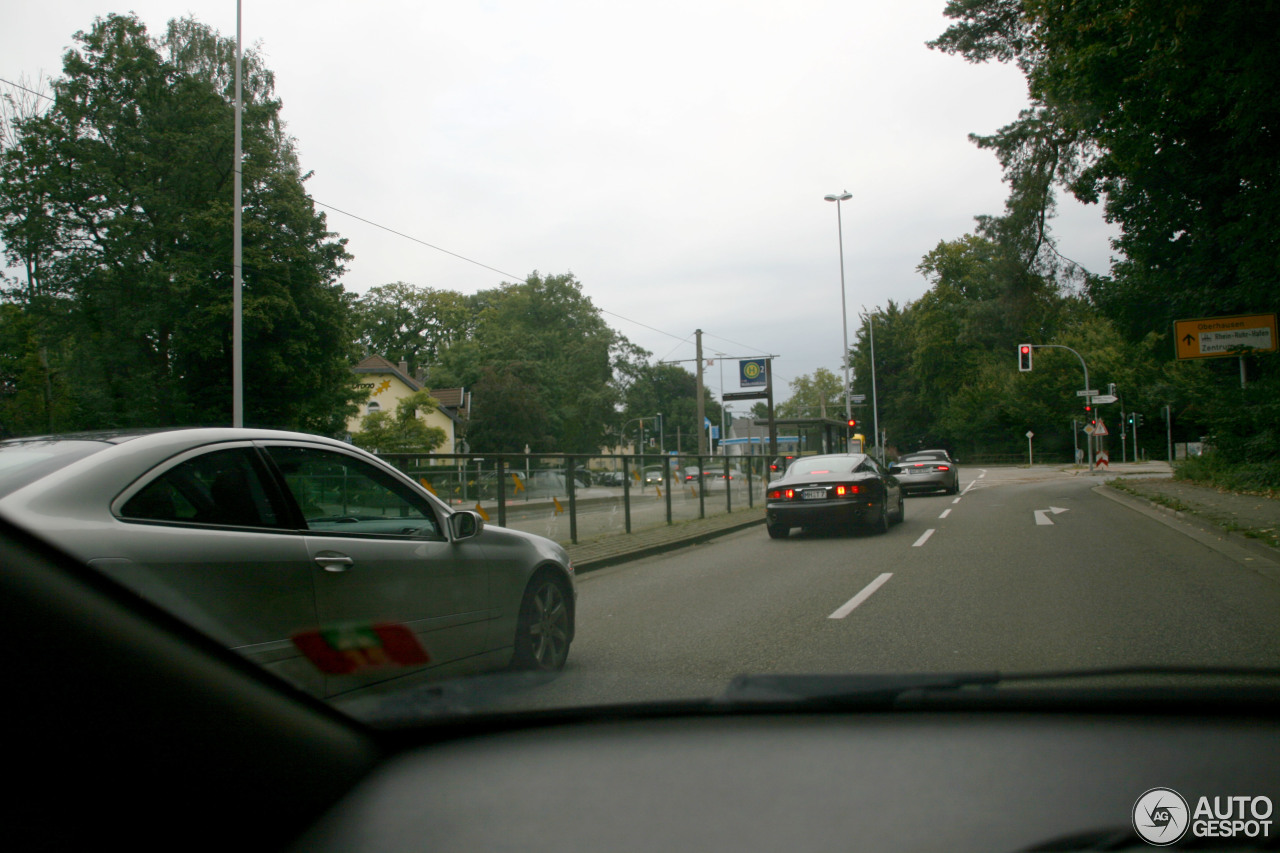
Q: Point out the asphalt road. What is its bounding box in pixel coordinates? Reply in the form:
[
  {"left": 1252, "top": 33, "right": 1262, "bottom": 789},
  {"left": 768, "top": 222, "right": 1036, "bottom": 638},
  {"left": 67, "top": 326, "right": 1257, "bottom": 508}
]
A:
[{"left": 474, "top": 466, "right": 1280, "bottom": 712}]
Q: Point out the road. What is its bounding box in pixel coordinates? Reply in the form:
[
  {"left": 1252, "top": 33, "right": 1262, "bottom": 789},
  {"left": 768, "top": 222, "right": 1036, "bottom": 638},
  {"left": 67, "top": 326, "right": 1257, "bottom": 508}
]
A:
[{"left": 468, "top": 466, "right": 1280, "bottom": 713}]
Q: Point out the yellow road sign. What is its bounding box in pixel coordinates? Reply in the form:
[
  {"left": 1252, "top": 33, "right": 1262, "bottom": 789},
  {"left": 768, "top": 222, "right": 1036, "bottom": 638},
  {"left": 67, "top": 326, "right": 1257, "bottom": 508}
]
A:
[{"left": 1174, "top": 313, "right": 1277, "bottom": 360}]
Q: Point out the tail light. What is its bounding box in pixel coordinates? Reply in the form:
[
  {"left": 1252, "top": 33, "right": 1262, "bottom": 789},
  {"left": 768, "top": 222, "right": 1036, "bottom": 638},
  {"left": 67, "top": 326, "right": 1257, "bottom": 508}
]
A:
[{"left": 835, "top": 485, "right": 861, "bottom": 498}]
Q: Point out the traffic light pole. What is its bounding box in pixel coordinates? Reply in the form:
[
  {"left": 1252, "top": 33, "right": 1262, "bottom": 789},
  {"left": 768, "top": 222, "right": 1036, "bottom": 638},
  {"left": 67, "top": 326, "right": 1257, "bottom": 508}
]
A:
[{"left": 1024, "top": 344, "right": 1094, "bottom": 472}]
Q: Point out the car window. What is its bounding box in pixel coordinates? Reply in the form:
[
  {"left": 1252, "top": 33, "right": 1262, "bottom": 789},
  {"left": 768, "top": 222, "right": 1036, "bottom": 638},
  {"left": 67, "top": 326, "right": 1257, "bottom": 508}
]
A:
[
  {"left": 264, "top": 445, "right": 442, "bottom": 539},
  {"left": 121, "top": 447, "right": 283, "bottom": 528},
  {"left": 788, "top": 456, "right": 862, "bottom": 476}
]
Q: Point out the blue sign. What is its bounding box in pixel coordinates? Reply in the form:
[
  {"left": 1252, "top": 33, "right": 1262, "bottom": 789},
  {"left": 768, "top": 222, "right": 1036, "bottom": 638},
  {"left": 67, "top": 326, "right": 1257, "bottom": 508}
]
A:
[{"left": 740, "top": 359, "right": 767, "bottom": 387}]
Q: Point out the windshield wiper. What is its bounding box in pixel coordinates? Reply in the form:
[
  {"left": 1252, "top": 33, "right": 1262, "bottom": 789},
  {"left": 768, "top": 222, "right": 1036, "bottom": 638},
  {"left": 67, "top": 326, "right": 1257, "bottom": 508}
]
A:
[{"left": 718, "top": 666, "right": 1280, "bottom": 709}]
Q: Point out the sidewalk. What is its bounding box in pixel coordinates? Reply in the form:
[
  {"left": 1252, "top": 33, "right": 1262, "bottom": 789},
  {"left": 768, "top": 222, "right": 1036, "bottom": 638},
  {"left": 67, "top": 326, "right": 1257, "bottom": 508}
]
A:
[
  {"left": 565, "top": 508, "right": 764, "bottom": 572},
  {"left": 1101, "top": 467, "right": 1280, "bottom": 555}
]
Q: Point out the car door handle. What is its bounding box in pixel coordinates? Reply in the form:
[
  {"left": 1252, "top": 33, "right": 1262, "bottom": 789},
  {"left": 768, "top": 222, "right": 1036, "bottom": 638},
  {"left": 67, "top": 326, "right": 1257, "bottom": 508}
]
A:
[{"left": 314, "top": 553, "right": 354, "bottom": 573}]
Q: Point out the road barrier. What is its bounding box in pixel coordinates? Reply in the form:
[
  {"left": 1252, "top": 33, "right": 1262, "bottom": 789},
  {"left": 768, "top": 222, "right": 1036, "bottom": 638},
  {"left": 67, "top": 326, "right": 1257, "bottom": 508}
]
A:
[{"left": 374, "top": 452, "right": 769, "bottom": 546}]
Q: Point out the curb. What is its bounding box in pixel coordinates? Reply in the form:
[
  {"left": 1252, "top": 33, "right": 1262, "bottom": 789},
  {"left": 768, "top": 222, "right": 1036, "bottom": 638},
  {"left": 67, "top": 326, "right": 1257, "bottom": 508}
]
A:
[
  {"left": 1097, "top": 484, "right": 1280, "bottom": 583},
  {"left": 568, "top": 515, "right": 765, "bottom": 573}
]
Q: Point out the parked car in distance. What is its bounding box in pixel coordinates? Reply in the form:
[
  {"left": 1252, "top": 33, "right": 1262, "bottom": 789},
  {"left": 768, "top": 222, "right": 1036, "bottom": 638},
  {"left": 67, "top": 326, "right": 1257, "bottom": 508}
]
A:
[
  {"left": 595, "top": 470, "right": 625, "bottom": 487},
  {"left": 679, "top": 465, "right": 704, "bottom": 484},
  {"left": 765, "top": 453, "right": 903, "bottom": 538},
  {"left": 642, "top": 466, "right": 666, "bottom": 485},
  {"left": 706, "top": 466, "right": 746, "bottom": 491},
  {"left": 0, "top": 428, "right": 576, "bottom": 700},
  {"left": 889, "top": 449, "right": 960, "bottom": 495},
  {"left": 769, "top": 455, "right": 798, "bottom": 477}
]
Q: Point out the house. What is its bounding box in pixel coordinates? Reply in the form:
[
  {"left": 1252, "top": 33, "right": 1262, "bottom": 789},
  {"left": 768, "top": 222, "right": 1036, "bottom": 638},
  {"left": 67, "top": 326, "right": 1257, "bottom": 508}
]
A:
[{"left": 347, "top": 355, "right": 470, "bottom": 453}]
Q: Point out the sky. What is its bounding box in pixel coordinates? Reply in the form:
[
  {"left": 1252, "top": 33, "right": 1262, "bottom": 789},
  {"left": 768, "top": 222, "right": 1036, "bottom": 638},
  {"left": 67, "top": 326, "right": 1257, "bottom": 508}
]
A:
[{"left": 2, "top": 1, "right": 1117, "bottom": 404}]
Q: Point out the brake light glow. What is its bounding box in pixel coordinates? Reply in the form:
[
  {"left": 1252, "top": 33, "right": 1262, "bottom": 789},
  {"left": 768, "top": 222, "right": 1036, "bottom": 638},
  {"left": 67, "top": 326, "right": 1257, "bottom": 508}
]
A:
[
  {"left": 767, "top": 488, "right": 795, "bottom": 500},
  {"left": 936, "top": 465, "right": 950, "bottom": 471},
  {"left": 835, "top": 485, "right": 861, "bottom": 497}
]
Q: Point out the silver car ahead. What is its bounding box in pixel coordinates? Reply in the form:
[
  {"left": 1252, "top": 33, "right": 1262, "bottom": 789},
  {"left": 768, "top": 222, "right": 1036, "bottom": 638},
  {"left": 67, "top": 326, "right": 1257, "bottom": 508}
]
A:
[
  {"left": 0, "top": 428, "right": 575, "bottom": 699},
  {"left": 889, "top": 449, "right": 960, "bottom": 495}
]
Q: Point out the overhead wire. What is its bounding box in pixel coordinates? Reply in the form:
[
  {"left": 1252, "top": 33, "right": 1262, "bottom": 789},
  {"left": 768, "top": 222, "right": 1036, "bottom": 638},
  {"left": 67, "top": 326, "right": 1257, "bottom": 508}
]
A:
[{"left": 0, "top": 76, "right": 785, "bottom": 380}]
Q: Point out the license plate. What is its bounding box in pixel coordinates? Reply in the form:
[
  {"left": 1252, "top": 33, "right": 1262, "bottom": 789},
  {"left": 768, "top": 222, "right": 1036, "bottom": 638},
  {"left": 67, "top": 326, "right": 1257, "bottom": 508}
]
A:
[{"left": 801, "top": 489, "right": 827, "bottom": 500}]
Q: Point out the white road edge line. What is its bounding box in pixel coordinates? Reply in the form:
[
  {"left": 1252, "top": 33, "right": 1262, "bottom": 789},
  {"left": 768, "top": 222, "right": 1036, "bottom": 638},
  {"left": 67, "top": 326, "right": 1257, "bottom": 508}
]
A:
[
  {"left": 829, "top": 572, "right": 893, "bottom": 619},
  {"left": 912, "top": 528, "right": 935, "bottom": 547}
]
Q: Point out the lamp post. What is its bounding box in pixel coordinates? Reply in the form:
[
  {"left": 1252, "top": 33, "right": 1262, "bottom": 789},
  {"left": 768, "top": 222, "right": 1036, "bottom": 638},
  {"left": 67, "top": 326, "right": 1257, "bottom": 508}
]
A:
[{"left": 824, "top": 192, "right": 853, "bottom": 432}]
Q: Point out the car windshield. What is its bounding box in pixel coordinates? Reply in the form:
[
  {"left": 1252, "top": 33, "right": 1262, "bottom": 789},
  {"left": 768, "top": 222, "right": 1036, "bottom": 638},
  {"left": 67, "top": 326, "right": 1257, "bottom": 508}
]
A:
[{"left": 2, "top": 0, "right": 1277, "bottom": 738}]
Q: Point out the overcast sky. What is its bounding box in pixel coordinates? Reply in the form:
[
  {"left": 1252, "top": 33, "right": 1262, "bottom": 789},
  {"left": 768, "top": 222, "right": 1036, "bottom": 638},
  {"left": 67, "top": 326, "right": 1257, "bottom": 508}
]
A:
[{"left": 3, "top": 1, "right": 1117, "bottom": 403}]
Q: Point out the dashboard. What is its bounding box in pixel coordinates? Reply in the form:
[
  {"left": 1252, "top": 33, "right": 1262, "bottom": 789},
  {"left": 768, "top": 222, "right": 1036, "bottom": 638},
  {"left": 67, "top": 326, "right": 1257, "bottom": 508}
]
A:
[{"left": 6, "top": 516, "right": 1278, "bottom": 852}]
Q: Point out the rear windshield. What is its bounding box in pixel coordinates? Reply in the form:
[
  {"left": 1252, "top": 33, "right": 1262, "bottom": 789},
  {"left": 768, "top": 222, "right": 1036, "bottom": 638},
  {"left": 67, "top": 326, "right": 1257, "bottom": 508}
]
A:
[
  {"left": 898, "top": 454, "right": 946, "bottom": 464},
  {"left": 788, "top": 456, "right": 864, "bottom": 476},
  {"left": 0, "top": 440, "right": 111, "bottom": 498}
]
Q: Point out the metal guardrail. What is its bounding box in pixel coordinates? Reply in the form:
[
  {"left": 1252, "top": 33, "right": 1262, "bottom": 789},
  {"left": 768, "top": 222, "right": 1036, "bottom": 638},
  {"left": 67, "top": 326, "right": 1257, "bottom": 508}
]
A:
[{"left": 374, "top": 452, "right": 768, "bottom": 545}]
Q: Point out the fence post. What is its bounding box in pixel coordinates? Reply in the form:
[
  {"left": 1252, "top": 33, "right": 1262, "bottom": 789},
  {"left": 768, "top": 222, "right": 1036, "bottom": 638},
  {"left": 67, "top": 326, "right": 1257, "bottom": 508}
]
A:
[
  {"left": 664, "top": 455, "right": 673, "bottom": 525},
  {"left": 566, "top": 454, "right": 578, "bottom": 544},
  {"left": 495, "top": 457, "right": 507, "bottom": 527},
  {"left": 622, "top": 456, "right": 632, "bottom": 534}
]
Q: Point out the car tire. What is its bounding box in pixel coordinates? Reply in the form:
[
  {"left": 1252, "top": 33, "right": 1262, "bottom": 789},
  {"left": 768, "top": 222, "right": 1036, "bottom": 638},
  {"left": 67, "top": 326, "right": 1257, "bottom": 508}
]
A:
[
  {"left": 513, "top": 573, "right": 572, "bottom": 671},
  {"left": 892, "top": 492, "right": 905, "bottom": 524},
  {"left": 766, "top": 521, "right": 790, "bottom": 539}
]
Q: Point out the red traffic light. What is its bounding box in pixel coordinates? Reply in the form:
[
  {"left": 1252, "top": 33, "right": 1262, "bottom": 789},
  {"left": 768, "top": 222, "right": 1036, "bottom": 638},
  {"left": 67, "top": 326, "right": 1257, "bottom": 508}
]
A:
[
  {"left": 847, "top": 418, "right": 857, "bottom": 428},
  {"left": 1017, "top": 344, "right": 1033, "bottom": 372}
]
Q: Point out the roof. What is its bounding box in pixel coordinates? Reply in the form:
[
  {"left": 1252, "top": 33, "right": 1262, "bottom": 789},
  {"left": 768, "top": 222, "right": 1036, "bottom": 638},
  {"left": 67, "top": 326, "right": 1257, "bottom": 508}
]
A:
[{"left": 352, "top": 355, "right": 422, "bottom": 392}]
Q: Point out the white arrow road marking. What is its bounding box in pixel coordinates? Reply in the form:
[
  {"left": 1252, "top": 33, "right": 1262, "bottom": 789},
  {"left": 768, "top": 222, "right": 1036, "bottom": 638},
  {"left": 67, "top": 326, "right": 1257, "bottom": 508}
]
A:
[{"left": 1034, "top": 506, "right": 1069, "bottom": 525}]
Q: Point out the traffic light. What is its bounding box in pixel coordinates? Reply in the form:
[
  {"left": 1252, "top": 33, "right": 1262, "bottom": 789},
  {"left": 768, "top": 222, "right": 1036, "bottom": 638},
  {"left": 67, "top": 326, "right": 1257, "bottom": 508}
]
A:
[
  {"left": 1018, "top": 344, "right": 1033, "bottom": 372},
  {"left": 847, "top": 418, "right": 857, "bottom": 429},
  {"left": 1135, "top": 413, "right": 1144, "bottom": 427}
]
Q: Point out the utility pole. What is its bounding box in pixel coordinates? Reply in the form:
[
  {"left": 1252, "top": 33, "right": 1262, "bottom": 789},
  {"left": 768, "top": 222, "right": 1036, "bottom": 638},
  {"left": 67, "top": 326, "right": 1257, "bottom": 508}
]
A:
[{"left": 696, "top": 329, "right": 708, "bottom": 455}]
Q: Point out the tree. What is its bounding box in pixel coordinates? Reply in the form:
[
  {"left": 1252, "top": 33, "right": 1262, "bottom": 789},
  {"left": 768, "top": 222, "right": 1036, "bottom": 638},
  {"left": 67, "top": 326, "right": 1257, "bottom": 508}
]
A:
[
  {"left": 352, "top": 282, "right": 474, "bottom": 378},
  {"left": 351, "top": 389, "right": 447, "bottom": 454},
  {"left": 777, "top": 368, "right": 845, "bottom": 420},
  {"left": 432, "top": 272, "right": 621, "bottom": 454},
  {"left": 930, "top": 0, "right": 1280, "bottom": 465},
  {"left": 616, "top": 361, "right": 721, "bottom": 455},
  {"left": 0, "top": 14, "right": 360, "bottom": 434}
]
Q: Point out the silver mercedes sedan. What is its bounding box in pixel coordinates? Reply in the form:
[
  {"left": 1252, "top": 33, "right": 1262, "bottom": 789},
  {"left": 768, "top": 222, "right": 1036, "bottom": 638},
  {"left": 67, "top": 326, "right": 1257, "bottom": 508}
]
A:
[{"left": 0, "top": 428, "right": 575, "bottom": 699}]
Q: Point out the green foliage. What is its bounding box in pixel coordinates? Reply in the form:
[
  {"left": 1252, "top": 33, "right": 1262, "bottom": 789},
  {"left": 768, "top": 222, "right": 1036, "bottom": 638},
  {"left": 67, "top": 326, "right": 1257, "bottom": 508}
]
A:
[
  {"left": 929, "top": 0, "right": 1280, "bottom": 466},
  {"left": 615, "top": 361, "right": 721, "bottom": 454},
  {"left": 429, "top": 272, "right": 621, "bottom": 454},
  {"left": 352, "top": 282, "right": 474, "bottom": 379},
  {"left": 0, "top": 14, "right": 360, "bottom": 435},
  {"left": 351, "top": 390, "right": 447, "bottom": 454},
  {"left": 1175, "top": 451, "right": 1280, "bottom": 496},
  {"left": 777, "top": 368, "right": 845, "bottom": 420}
]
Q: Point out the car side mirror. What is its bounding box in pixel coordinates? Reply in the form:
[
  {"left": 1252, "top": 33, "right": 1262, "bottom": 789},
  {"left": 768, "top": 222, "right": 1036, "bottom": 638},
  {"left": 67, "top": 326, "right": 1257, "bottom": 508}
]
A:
[{"left": 449, "top": 510, "right": 485, "bottom": 541}]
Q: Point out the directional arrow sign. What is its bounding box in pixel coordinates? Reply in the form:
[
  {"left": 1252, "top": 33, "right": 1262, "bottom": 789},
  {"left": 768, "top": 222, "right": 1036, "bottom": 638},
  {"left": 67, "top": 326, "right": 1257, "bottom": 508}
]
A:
[
  {"left": 1034, "top": 506, "right": 1069, "bottom": 526},
  {"left": 1174, "top": 313, "right": 1277, "bottom": 360},
  {"left": 1090, "top": 394, "right": 1118, "bottom": 404}
]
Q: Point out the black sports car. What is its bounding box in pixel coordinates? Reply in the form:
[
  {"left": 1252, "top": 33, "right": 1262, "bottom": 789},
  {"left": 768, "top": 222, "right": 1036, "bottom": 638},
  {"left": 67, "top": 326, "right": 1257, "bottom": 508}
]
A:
[{"left": 765, "top": 453, "right": 903, "bottom": 538}]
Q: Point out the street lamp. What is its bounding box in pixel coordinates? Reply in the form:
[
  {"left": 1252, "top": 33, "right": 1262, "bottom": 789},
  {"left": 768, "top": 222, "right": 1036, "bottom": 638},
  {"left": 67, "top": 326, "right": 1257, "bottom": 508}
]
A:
[{"left": 824, "top": 191, "right": 853, "bottom": 431}]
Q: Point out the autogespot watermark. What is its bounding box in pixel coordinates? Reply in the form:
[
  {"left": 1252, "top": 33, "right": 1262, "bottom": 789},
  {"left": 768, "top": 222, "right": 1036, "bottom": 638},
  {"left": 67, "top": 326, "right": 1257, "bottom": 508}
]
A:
[{"left": 1132, "top": 788, "right": 1273, "bottom": 846}]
